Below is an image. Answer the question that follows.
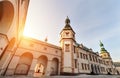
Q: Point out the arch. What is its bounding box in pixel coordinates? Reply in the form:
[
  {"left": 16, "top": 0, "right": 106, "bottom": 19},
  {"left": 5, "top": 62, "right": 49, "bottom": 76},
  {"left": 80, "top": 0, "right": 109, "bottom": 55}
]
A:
[
  {"left": 50, "top": 58, "right": 59, "bottom": 75},
  {"left": 0, "top": 1, "right": 14, "bottom": 34},
  {"left": 15, "top": 52, "right": 33, "bottom": 75},
  {"left": 34, "top": 55, "right": 48, "bottom": 76}
]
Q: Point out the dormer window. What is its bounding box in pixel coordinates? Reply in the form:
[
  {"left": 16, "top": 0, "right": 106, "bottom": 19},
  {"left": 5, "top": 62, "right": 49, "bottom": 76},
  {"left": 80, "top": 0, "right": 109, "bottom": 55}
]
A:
[{"left": 66, "top": 32, "right": 69, "bottom": 36}]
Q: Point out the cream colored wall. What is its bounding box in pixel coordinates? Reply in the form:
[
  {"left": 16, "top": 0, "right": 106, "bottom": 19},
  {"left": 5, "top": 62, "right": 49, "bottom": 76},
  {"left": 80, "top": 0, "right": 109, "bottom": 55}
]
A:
[
  {"left": 63, "top": 41, "right": 71, "bottom": 67},
  {"left": 61, "top": 39, "right": 75, "bottom": 73},
  {"left": 5, "top": 37, "right": 61, "bottom": 76},
  {"left": 78, "top": 49, "right": 90, "bottom": 74}
]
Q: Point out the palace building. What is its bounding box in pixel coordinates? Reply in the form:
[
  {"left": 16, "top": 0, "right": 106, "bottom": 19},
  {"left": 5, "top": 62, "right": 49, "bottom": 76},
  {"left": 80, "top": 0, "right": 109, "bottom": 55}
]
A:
[{"left": 0, "top": 0, "right": 118, "bottom": 77}]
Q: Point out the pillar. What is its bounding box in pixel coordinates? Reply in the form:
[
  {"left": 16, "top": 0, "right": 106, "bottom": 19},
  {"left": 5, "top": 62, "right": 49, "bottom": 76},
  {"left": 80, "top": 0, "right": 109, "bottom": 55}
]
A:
[
  {"left": 45, "top": 60, "right": 52, "bottom": 76},
  {"left": 6, "top": 55, "right": 20, "bottom": 75},
  {"left": 28, "top": 58, "right": 37, "bottom": 77},
  {"left": 58, "top": 62, "right": 61, "bottom": 75}
]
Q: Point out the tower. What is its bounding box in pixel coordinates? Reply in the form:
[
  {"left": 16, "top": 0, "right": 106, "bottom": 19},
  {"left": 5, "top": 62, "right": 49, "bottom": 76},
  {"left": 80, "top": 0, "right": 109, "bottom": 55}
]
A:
[
  {"left": 99, "top": 41, "right": 114, "bottom": 74},
  {"left": 0, "top": 0, "right": 29, "bottom": 75},
  {"left": 99, "top": 41, "right": 111, "bottom": 59},
  {"left": 60, "top": 17, "right": 76, "bottom": 74}
]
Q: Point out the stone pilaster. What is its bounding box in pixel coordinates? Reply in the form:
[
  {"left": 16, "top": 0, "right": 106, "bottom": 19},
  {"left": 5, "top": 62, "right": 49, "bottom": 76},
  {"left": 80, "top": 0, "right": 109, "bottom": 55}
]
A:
[
  {"left": 0, "top": 34, "right": 9, "bottom": 58},
  {"left": 45, "top": 60, "right": 52, "bottom": 76},
  {"left": 58, "top": 62, "right": 61, "bottom": 75},
  {"left": 6, "top": 55, "right": 20, "bottom": 75},
  {"left": 28, "top": 58, "right": 37, "bottom": 77}
]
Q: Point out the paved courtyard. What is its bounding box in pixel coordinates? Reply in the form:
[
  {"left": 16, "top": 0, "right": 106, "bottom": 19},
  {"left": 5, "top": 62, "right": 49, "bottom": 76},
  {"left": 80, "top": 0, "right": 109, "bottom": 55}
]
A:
[{"left": 1, "top": 75, "right": 120, "bottom": 78}]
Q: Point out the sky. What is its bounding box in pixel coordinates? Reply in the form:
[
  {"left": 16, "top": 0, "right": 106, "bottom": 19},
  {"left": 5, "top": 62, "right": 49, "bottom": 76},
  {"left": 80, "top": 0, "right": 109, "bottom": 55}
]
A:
[{"left": 24, "top": 0, "right": 120, "bottom": 62}]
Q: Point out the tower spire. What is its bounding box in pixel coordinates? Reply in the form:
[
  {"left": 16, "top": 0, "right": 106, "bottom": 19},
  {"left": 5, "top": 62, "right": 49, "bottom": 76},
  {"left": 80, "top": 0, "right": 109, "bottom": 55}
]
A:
[
  {"left": 99, "top": 40, "right": 104, "bottom": 48},
  {"left": 65, "top": 16, "right": 70, "bottom": 24},
  {"left": 99, "top": 41, "right": 107, "bottom": 53},
  {"left": 45, "top": 36, "right": 48, "bottom": 42}
]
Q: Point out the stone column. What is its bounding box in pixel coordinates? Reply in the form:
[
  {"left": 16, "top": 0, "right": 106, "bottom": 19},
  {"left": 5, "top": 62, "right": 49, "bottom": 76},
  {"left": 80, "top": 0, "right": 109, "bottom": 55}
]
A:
[
  {"left": 45, "top": 60, "right": 52, "bottom": 76},
  {"left": 58, "top": 62, "right": 61, "bottom": 75},
  {"left": 28, "top": 58, "right": 37, "bottom": 77},
  {"left": 6, "top": 55, "right": 20, "bottom": 75},
  {"left": 0, "top": 51, "right": 11, "bottom": 75}
]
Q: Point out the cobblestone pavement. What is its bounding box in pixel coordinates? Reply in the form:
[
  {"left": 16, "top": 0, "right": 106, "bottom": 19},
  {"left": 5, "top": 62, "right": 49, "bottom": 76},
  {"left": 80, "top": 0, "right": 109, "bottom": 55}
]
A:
[{"left": 0, "top": 75, "right": 120, "bottom": 78}]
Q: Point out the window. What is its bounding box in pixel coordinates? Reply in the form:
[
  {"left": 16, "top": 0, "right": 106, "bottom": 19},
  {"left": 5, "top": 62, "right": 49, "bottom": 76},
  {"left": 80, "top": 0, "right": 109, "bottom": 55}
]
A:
[
  {"left": 95, "top": 57, "right": 97, "bottom": 62},
  {"left": 81, "top": 63, "right": 84, "bottom": 70},
  {"left": 77, "top": 52, "right": 79, "bottom": 58},
  {"left": 75, "top": 59, "right": 77, "bottom": 68},
  {"left": 83, "top": 54, "right": 85, "bottom": 59},
  {"left": 80, "top": 53, "right": 82, "bottom": 58},
  {"left": 65, "top": 44, "right": 70, "bottom": 52},
  {"left": 89, "top": 54, "right": 92, "bottom": 61},
  {"left": 86, "top": 55, "right": 88, "bottom": 60},
  {"left": 74, "top": 46, "right": 75, "bottom": 53},
  {"left": 85, "top": 64, "right": 87, "bottom": 70},
  {"left": 87, "top": 64, "right": 90, "bottom": 70}
]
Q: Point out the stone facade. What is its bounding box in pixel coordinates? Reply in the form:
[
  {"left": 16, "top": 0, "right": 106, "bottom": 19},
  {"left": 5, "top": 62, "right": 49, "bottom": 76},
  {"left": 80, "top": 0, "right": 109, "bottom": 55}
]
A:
[
  {"left": 0, "top": 0, "right": 118, "bottom": 77},
  {"left": 114, "top": 62, "right": 120, "bottom": 74}
]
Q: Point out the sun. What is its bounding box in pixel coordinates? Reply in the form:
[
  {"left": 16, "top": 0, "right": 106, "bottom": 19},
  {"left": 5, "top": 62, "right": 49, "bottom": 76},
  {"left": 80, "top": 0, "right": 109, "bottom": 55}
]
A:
[{"left": 23, "top": 25, "right": 34, "bottom": 38}]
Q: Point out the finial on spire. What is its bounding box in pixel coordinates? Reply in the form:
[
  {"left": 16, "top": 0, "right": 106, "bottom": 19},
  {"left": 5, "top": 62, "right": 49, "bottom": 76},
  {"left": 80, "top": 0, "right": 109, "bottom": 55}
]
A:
[
  {"left": 45, "top": 36, "right": 48, "bottom": 42},
  {"left": 99, "top": 40, "right": 107, "bottom": 52},
  {"left": 99, "top": 40, "right": 104, "bottom": 48},
  {"left": 67, "top": 16, "right": 69, "bottom": 19},
  {"left": 65, "top": 16, "right": 70, "bottom": 24}
]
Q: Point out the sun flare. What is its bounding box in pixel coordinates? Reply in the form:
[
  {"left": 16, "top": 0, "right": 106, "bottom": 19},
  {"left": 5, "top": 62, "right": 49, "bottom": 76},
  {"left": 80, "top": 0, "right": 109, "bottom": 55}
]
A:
[{"left": 23, "top": 26, "right": 32, "bottom": 37}]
